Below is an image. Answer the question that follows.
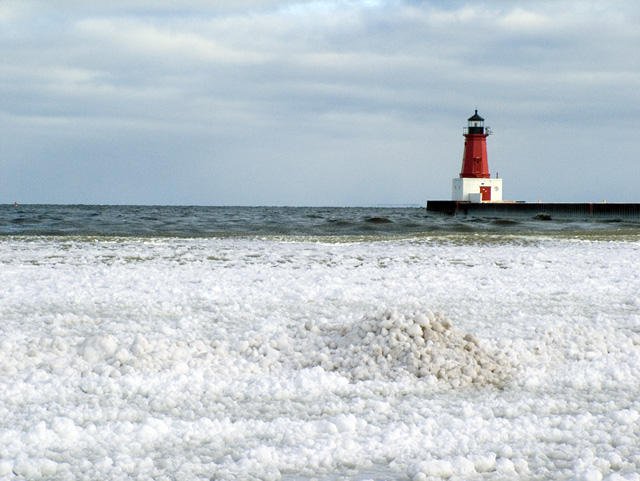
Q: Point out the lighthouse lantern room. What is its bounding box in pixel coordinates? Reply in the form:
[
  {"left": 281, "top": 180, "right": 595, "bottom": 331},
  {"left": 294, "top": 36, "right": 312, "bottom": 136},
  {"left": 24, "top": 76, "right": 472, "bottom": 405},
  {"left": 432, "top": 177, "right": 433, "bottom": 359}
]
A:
[{"left": 452, "top": 110, "right": 502, "bottom": 202}]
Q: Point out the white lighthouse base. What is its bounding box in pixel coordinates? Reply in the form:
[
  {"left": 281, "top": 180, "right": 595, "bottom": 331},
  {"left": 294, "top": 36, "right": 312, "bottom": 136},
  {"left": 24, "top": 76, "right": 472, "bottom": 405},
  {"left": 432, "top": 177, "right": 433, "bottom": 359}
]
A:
[{"left": 452, "top": 178, "right": 503, "bottom": 202}]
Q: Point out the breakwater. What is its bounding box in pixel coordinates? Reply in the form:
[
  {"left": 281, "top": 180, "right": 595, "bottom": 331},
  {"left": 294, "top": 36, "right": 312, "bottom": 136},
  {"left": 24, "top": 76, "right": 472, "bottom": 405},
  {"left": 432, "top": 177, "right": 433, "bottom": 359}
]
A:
[{"left": 426, "top": 201, "right": 640, "bottom": 220}]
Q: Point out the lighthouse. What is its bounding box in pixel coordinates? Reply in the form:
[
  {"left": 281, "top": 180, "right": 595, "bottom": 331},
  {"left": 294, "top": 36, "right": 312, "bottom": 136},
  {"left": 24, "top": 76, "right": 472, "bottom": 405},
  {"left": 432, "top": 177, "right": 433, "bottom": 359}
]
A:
[
  {"left": 427, "top": 110, "right": 640, "bottom": 220},
  {"left": 452, "top": 110, "right": 502, "bottom": 202}
]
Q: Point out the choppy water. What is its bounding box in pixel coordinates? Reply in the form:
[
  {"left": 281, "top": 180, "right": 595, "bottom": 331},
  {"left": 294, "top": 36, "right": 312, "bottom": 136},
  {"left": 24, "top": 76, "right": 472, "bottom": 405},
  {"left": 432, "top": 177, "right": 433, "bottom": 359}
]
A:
[{"left": 2, "top": 204, "right": 639, "bottom": 238}]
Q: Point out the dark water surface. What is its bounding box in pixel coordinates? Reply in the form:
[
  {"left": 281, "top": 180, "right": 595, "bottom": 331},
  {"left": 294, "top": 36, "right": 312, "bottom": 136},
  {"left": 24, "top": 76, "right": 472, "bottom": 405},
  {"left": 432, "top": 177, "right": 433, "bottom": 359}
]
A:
[{"left": 2, "top": 204, "right": 639, "bottom": 238}]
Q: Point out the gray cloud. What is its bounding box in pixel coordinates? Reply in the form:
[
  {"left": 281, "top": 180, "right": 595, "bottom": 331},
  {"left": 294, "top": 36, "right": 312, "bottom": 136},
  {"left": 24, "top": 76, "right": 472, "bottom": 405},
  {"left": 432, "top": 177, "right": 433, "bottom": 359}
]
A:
[{"left": 2, "top": 1, "right": 639, "bottom": 205}]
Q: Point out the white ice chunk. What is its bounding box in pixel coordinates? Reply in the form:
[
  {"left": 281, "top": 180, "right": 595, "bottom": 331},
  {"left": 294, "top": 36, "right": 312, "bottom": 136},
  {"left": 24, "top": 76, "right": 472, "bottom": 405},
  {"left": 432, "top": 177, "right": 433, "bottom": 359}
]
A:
[
  {"left": 51, "top": 417, "right": 80, "bottom": 441},
  {"left": 79, "top": 334, "right": 118, "bottom": 363},
  {"left": 408, "top": 459, "right": 453, "bottom": 479},
  {"left": 571, "top": 466, "right": 603, "bottom": 481},
  {"left": 332, "top": 413, "right": 358, "bottom": 433}
]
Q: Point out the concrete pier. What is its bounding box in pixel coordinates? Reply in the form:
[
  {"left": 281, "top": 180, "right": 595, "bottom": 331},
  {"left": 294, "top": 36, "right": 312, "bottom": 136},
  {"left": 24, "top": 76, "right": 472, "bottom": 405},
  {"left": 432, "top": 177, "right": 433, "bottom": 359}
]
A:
[{"left": 426, "top": 201, "right": 640, "bottom": 220}]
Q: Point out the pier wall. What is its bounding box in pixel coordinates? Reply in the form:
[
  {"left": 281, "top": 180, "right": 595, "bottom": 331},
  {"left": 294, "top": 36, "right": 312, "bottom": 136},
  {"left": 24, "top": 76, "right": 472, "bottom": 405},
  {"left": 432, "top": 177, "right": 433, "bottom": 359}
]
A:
[{"left": 426, "top": 201, "right": 640, "bottom": 220}]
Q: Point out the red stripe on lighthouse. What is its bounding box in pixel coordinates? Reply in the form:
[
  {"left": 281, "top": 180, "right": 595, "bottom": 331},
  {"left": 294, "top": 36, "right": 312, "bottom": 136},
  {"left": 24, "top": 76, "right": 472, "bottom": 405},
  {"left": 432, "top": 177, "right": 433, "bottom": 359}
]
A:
[{"left": 460, "top": 110, "right": 490, "bottom": 179}]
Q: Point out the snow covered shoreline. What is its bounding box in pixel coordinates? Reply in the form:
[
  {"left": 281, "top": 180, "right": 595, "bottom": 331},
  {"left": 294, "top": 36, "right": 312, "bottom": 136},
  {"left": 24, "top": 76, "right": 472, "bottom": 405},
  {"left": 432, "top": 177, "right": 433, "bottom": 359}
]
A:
[{"left": 1, "top": 235, "right": 639, "bottom": 480}]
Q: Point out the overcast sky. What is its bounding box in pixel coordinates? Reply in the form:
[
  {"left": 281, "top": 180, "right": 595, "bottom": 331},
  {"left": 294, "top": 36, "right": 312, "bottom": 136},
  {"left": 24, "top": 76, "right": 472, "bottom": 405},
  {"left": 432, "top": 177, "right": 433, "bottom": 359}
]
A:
[{"left": 2, "top": 1, "right": 639, "bottom": 206}]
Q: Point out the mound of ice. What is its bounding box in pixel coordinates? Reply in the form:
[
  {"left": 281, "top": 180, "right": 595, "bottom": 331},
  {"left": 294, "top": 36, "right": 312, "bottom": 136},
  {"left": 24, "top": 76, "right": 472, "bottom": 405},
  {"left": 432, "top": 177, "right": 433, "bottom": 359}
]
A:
[{"left": 303, "top": 308, "right": 519, "bottom": 386}]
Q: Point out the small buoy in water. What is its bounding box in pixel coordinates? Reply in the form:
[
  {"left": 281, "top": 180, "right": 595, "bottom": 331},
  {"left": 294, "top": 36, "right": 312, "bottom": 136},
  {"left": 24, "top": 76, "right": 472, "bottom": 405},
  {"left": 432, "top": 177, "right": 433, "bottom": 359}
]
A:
[{"left": 14, "top": 202, "right": 18, "bottom": 207}]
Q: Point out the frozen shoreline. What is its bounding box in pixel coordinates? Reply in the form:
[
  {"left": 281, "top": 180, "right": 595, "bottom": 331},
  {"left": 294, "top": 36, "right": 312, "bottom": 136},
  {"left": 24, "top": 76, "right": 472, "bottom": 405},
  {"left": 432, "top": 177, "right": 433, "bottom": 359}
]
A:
[{"left": 1, "top": 235, "right": 639, "bottom": 480}]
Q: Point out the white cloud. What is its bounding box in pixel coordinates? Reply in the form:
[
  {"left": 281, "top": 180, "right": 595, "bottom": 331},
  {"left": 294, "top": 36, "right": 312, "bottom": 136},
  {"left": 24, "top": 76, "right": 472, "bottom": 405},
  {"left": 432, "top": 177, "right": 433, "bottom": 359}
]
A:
[{"left": 498, "top": 7, "right": 551, "bottom": 33}]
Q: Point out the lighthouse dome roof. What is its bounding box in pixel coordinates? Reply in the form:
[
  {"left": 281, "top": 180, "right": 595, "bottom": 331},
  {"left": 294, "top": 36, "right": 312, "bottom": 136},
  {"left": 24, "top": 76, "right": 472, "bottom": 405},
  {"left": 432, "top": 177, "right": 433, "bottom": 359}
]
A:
[{"left": 468, "top": 110, "right": 484, "bottom": 121}]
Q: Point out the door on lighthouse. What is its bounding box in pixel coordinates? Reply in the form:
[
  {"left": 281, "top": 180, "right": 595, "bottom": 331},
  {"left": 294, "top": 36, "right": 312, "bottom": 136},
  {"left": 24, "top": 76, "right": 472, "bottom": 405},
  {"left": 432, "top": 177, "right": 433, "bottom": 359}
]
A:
[{"left": 480, "top": 186, "right": 491, "bottom": 201}]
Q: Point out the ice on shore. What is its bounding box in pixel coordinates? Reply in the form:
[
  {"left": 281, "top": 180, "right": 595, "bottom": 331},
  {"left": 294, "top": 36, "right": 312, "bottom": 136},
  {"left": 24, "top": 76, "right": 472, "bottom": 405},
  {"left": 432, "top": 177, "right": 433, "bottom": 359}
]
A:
[{"left": 1, "top": 235, "right": 639, "bottom": 480}]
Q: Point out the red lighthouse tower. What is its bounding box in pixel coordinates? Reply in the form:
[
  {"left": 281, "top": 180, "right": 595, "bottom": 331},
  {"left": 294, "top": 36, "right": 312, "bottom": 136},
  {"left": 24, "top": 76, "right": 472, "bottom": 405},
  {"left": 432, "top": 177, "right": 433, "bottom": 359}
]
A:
[
  {"left": 460, "top": 110, "right": 490, "bottom": 178},
  {"left": 452, "top": 110, "right": 502, "bottom": 202}
]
